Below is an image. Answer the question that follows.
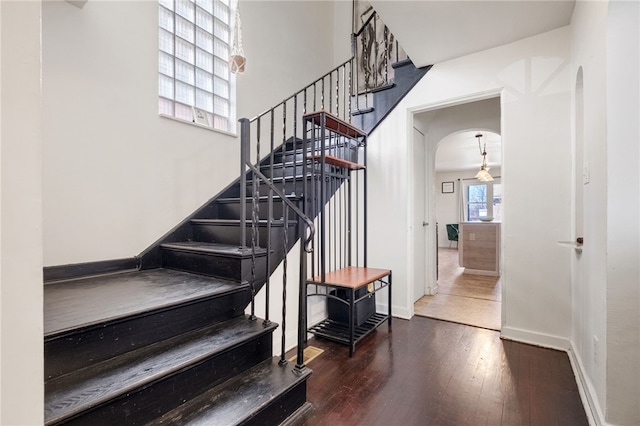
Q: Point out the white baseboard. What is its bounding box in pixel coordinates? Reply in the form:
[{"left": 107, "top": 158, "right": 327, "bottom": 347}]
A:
[
  {"left": 388, "top": 303, "right": 411, "bottom": 320},
  {"left": 500, "top": 326, "right": 571, "bottom": 351},
  {"left": 567, "top": 341, "right": 608, "bottom": 426}
]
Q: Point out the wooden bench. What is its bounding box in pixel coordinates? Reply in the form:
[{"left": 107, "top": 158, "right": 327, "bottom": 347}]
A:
[{"left": 307, "top": 266, "right": 392, "bottom": 356}]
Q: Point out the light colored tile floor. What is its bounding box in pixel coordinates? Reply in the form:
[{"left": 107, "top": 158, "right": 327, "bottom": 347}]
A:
[{"left": 414, "top": 248, "right": 502, "bottom": 330}]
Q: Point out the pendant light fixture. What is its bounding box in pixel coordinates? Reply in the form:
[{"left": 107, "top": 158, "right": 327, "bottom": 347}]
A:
[
  {"left": 229, "top": 0, "right": 246, "bottom": 74},
  {"left": 475, "top": 133, "right": 494, "bottom": 182}
]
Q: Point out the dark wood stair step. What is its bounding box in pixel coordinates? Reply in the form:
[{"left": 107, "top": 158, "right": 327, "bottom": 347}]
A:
[
  {"left": 45, "top": 315, "right": 277, "bottom": 426},
  {"left": 45, "top": 268, "right": 250, "bottom": 380},
  {"left": 45, "top": 268, "right": 246, "bottom": 337},
  {"left": 160, "top": 241, "right": 267, "bottom": 258},
  {"left": 160, "top": 241, "right": 268, "bottom": 283},
  {"left": 191, "top": 218, "right": 297, "bottom": 227},
  {"left": 150, "top": 357, "right": 312, "bottom": 426}
]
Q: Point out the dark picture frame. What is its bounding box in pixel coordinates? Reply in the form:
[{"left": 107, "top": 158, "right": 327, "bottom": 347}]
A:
[{"left": 442, "top": 181, "right": 454, "bottom": 194}]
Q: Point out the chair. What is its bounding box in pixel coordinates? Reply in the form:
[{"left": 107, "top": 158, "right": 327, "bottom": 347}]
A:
[{"left": 446, "top": 224, "right": 459, "bottom": 248}]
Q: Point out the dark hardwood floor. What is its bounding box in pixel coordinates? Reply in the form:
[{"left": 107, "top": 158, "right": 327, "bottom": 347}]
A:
[{"left": 292, "top": 316, "right": 588, "bottom": 426}]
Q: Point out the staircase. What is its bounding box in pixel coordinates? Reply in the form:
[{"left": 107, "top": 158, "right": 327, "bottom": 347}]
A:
[
  {"left": 43, "top": 9, "right": 429, "bottom": 424},
  {"left": 43, "top": 131, "right": 316, "bottom": 424}
]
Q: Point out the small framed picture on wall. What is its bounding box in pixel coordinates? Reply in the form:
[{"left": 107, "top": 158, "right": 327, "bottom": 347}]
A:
[{"left": 442, "top": 181, "right": 454, "bottom": 194}]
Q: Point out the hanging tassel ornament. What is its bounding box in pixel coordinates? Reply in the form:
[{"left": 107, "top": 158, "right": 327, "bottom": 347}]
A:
[{"left": 229, "top": 1, "right": 246, "bottom": 74}]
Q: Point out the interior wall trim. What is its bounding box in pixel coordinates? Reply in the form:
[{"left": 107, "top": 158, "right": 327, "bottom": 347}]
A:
[
  {"left": 568, "top": 341, "right": 607, "bottom": 426},
  {"left": 43, "top": 257, "right": 139, "bottom": 283}
]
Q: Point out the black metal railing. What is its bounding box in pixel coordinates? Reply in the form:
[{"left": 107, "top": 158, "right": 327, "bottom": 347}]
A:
[
  {"left": 237, "top": 7, "right": 404, "bottom": 371},
  {"left": 238, "top": 58, "right": 356, "bottom": 371}
]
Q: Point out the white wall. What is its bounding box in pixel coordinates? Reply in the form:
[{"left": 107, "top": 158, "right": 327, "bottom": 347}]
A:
[
  {"left": 604, "top": 1, "right": 639, "bottom": 424},
  {"left": 569, "top": 2, "right": 640, "bottom": 424},
  {"left": 367, "top": 28, "right": 573, "bottom": 338},
  {"left": 0, "top": 2, "right": 44, "bottom": 424},
  {"left": 569, "top": 1, "right": 610, "bottom": 422},
  {"left": 42, "top": 0, "right": 338, "bottom": 266}
]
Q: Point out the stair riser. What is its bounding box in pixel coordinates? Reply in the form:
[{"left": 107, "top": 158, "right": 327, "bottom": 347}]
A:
[
  {"left": 216, "top": 199, "right": 298, "bottom": 221},
  {"left": 44, "top": 289, "right": 249, "bottom": 381},
  {"left": 243, "top": 380, "right": 308, "bottom": 426},
  {"left": 191, "top": 222, "right": 298, "bottom": 247},
  {"left": 162, "top": 248, "right": 268, "bottom": 283},
  {"left": 259, "top": 163, "right": 306, "bottom": 179},
  {"left": 50, "top": 334, "right": 273, "bottom": 426}
]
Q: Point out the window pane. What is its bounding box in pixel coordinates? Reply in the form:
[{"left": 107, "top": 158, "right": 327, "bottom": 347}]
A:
[
  {"left": 175, "top": 102, "right": 193, "bottom": 121},
  {"left": 214, "top": 115, "right": 229, "bottom": 132},
  {"left": 493, "top": 183, "right": 503, "bottom": 221},
  {"left": 214, "top": 76, "right": 228, "bottom": 97},
  {"left": 213, "top": 37, "right": 228, "bottom": 59},
  {"left": 175, "top": 0, "right": 194, "bottom": 22},
  {"left": 214, "top": 56, "right": 229, "bottom": 79},
  {"left": 159, "top": 51, "right": 174, "bottom": 77},
  {"left": 175, "top": 81, "right": 194, "bottom": 105},
  {"left": 175, "top": 15, "right": 194, "bottom": 43},
  {"left": 195, "top": 68, "right": 213, "bottom": 91},
  {"left": 196, "top": 0, "right": 213, "bottom": 15},
  {"left": 196, "top": 89, "right": 214, "bottom": 112},
  {"left": 159, "top": 74, "right": 174, "bottom": 99},
  {"left": 195, "top": 27, "right": 213, "bottom": 51},
  {"left": 159, "top": 29, "right": 174, "bottom": 54},
  {"left": 159, "top": 6, "right": 174, "bottom": 32},
  {"left": 175, "top": 59, "right": 195, "bottom": 85},
  {"left": 159, "top": 97, "right": 174, "bottom": 115},
  {"left": 196, "top": 48, "right": 213, "bottom": 73},
  {"left": 214, "top": 0, "right": 229, "bottom": 25},
  {"left": 159, "top": 0, "right": 174, "bottom": 11},
  {"left": 175, "top": 37, "right": 195, "bottom": 63},
  {"left": 467, "top": 184, "right": 487, "bottom": 221},
  {"left": 214, "top": 95, "right": 229, "bottom": 117},
  {"left": 196, "top": 7, "right": 213, "bottom": 33},
  {"left": 213, "top": 19, "right": 229, "bottom": 43},
  {"left": 468, "top": 184, "right": 487, "bottom": 202}
]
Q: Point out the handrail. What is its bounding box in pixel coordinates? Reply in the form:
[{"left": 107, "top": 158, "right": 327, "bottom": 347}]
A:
[
  {"left": 250, "top": 57, "right": 354, "bottom": 123},
  {"left": 245, "top": 163, "right": 315, "bottom": 252},
  {"left": 354, "top": 10, "right": 377, "bottom": 38}
]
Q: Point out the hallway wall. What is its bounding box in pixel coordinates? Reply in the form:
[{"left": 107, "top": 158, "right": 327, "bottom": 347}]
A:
[{"left": 367, "top": 27, "right": 573, "bottom": 339}]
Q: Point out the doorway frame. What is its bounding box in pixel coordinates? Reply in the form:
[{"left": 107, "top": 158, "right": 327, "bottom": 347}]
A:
[{"left": 406, "top": 89, "right": 505, "bottom": 328}]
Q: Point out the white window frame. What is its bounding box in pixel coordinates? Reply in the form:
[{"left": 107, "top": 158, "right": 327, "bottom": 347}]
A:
[
  {"left": 462, "top": 178, "right": 502, "bottom": 222},
  {"left": 158, "top": 0, "right": 237, "bottom": 135}
]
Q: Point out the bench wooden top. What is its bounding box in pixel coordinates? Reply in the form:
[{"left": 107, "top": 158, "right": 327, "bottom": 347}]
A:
[
  {"left": 309, "top": 266, "right": 391, "bottom": 289},
  {"left": 307, "top": 154, "right": 365, "bottom": 170},
  {"left": 303, "top": 110, "right": 367, "bottom": 139}
]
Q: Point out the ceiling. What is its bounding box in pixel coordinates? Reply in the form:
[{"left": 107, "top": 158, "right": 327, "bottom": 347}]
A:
[
  {"left": 369, "top": 0, "right": 576, "bottom": 67},
  {"left": 435, "top": 130, "right": 501, "bottom": 172}
]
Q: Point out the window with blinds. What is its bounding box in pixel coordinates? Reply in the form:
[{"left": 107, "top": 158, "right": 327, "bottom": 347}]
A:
[{"left": 158, "top": 0, "right": 235, "bottom": 133}]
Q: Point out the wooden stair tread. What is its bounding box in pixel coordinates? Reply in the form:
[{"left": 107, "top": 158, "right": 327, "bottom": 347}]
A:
[
  {"left": 44, "top": 268, "right": 245, "bottom": 336},
  {"left": 45, "top": 316, "right": 277, "bottom": 425},
  {"left": 161, "top": 241, "right": 267, "bottom": 256},
  {"left": 309, "top": 266, "right": 391, "bottom": 289},
  {"left": 190, "top": 219, "right": 296, "bottom": 227},
  {"left": 149, "top": 357, "right": 311, "bottom": 426},
  {"left": 303, "top": 110, "right": 367, "bottom": 139},
  {"left": 216, "top": 194, "right": 302, "bottom": 203},
  {"left": 307, "top": 154, "right": 365, "bottom": 170}
]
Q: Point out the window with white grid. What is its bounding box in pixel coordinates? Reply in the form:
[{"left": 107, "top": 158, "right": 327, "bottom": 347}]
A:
[{"left": 159, "top": 0, "right": 235, "bottom": 133}]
